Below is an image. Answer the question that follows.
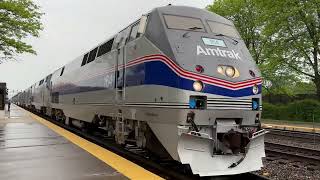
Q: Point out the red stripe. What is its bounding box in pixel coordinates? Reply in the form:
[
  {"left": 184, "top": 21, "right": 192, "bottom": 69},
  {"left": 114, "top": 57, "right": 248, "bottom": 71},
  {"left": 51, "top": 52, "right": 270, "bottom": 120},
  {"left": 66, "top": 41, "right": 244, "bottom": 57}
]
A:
[
  {"left": 63, "top": 54, "right": 261, "bottom": 90},
  {"left": 125, "top": 54, "right": 261, "bottom": 89},
  {"left": 156, "top": 54, "right": 262, "bottom": 85}
]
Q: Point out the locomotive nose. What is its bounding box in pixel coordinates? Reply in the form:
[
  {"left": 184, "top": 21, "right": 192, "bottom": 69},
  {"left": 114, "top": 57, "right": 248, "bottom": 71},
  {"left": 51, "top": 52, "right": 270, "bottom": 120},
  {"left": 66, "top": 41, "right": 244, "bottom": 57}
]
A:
[
  {"left": 177, "top": 128, "right": 267, "bottom": 176},
  {"left": 175, "top": 43, "right": 260, "bottom": 83}
]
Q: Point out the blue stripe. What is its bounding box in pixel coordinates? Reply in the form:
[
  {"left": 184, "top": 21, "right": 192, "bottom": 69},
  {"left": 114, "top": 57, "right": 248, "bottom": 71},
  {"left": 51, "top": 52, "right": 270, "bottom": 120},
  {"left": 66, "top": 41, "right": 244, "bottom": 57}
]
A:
[
  {"left": 54, "top": 59, "right": 261, "bottom": 97},
  {"left": 144, "top": 61, "right": 260, "bottom": 97}
]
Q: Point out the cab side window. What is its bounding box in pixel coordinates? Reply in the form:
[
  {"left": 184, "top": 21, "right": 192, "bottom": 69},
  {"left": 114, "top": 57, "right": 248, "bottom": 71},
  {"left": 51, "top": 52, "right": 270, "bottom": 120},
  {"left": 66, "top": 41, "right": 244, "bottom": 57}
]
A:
[
  {"left": 128, "top": 22, "right": 140, "bottom": 42},
  {"left": 97, "top": 38, "right": 114, "bottom": 57},
  {"left": 115, "top": 28, "right": 130, "bottom": 48},
  {"left": 81, "top": 53, "right": 88, "bottom": 66},
  {"left": 87, "top": 47, "right": 98, "bottom": 63}
]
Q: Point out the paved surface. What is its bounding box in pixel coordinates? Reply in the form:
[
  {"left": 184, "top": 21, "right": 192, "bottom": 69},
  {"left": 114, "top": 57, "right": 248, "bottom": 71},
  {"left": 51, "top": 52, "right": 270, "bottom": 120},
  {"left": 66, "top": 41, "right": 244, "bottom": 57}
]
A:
[{"left": 0, "top": 104, "right": 128, "bottom": 180}]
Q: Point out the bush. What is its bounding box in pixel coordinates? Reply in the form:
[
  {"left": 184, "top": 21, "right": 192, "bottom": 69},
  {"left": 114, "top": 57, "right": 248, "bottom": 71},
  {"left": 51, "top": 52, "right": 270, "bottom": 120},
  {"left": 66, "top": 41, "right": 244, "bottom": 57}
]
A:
[{"left": 262, "top": 99, "right": 320, "bottom": 122}]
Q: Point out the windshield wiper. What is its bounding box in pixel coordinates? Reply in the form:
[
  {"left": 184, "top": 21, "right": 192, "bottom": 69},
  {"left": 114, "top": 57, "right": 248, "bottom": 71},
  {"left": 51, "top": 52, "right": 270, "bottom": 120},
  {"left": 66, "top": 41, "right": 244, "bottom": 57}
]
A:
[
  {"left": 188, "top": 26, "right": 203, "bottom": 31},
  {"left": 182, "top": 27, "right": 203, "bottom": 38},
  {"left": 215, "top": 33, "right": 239, "bottom": 45}
]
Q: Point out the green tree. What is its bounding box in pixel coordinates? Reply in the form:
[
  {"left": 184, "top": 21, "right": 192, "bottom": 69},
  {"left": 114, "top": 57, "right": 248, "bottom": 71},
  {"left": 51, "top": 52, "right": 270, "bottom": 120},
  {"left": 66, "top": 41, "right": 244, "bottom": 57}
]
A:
[
  {"left": 257, "top": 0, "right": 320, "bottom": 99},
  {"left": 207, "top": 0, "right": 269, "bottom": 65},
  {"left": 207, "top": 0, "right": 320, "bottom": 99},
  {"left": 207, "top": 0, "right": 293, "bottom": 94},
  {"left": 0, "top": 0, "right": 42, "bottom": 63},
  {"left": 292, "top": 81, "right": 316, "bottom": 94}
]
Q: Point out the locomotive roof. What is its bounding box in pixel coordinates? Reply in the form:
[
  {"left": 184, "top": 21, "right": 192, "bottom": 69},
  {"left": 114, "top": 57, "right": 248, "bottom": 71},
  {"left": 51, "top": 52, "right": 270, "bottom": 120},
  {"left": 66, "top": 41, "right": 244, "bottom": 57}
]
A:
[
  {"left": 155, "top": 5, "right": 233, "bottom": 26},
  {"left": 30, "top": 5, "right": 236, "bottom": 89}
]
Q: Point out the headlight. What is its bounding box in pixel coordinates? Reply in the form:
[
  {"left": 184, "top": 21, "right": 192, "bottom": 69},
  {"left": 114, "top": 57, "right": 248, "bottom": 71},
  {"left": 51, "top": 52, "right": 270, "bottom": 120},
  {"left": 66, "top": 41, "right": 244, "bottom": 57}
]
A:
[
  {"left": 253, "top": 84, "right": 259, "bottom": 94},
  {"left": 217, "top": 66, "right": 224, "bottom": 75},
  {"left": 225, "top": 66, "right": 235, "bottom": 77},
  {"left": 217, "top": 65, "right": 240, "bottom": 78},
  {"left": 193, "top": 80, "right": 203, "bottom": 92}
]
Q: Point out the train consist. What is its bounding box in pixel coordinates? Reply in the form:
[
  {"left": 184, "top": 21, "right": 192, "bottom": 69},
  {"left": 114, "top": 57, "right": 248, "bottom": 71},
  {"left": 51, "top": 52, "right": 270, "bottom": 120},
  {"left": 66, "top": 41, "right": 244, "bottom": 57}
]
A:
[{"left": 12, "top": 6, "right": 267, "bottom": 176}]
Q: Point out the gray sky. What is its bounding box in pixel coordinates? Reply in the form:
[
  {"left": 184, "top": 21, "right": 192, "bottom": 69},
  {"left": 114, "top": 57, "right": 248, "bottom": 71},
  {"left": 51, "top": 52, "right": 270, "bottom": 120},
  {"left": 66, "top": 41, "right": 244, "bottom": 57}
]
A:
[{"left": 0, "top": 0, "right": 213, "bottom": 97}]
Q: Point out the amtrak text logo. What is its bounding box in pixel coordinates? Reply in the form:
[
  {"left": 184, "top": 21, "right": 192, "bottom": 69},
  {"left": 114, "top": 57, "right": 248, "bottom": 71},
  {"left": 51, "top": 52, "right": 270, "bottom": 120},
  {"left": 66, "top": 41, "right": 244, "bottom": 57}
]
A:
[{"left": 197, "top": 45, "right": 241, "bottom": 60}]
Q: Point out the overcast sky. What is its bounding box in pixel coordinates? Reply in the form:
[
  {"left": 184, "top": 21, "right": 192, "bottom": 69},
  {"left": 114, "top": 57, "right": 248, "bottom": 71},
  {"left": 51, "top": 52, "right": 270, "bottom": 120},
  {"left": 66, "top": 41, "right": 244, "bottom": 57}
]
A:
[{"left": 0, "top": 0, "right": 213, "bottom": 97}]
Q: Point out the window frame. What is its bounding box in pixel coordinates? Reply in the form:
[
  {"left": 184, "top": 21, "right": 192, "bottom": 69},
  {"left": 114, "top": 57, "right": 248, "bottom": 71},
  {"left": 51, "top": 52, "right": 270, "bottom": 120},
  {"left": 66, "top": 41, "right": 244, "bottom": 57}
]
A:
[
  {"left": 97, "top": 38, "right": 114, "bottom": 57},
  {"left": 206, "top": 20, "right": 240, "bottom": 39},
  {"left": 128, "top": 21, "right": 140, "bottom": 42},
  {"left": 119, "top": 27, "right": 131, "bottom": 47},
  {"left": 81, "top": 53, "right": 89, "bottom": 66},
  {"left": 162, "top": 14, "right": 207, "bottom": 33},
  {"left": 87, "top": 47, "right": 98, "bottom": 63}
]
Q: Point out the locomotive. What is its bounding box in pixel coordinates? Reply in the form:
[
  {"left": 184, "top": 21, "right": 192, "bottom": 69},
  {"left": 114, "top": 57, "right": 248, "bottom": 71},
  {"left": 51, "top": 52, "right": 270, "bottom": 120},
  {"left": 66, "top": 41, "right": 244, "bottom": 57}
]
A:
[{"left": 12, "top": 5, "right": 267, "bottom": 176}]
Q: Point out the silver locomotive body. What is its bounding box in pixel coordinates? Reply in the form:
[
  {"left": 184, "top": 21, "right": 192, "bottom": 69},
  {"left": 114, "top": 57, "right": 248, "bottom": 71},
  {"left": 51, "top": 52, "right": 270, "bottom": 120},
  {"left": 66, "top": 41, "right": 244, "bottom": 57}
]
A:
[{"left": 14, "top": 6, "right": 266, "bottom": 176}]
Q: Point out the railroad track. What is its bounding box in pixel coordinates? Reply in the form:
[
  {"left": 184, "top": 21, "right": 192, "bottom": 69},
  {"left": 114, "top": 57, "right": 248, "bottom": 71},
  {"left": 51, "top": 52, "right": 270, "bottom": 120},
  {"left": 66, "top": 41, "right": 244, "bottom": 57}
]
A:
[
  {"left": 23, "top": 107, "right": 269, "bottom": 180},
  {"left": 265, "top": 137, "right": 320, "bottom": 171},
  {"left": 265, "top": 128, "right": 320, "bottom": 141}
]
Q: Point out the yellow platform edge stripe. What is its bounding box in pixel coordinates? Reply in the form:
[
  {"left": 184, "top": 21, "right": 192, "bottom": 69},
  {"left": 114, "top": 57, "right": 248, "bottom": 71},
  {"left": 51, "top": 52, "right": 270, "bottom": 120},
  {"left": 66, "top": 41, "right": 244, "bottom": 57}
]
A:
[
  {"left": 262, "top": 123, "right": 320, "bottom": 132},
  {"left": 25, "top": 110, "right": 163, "bottom": 180}
]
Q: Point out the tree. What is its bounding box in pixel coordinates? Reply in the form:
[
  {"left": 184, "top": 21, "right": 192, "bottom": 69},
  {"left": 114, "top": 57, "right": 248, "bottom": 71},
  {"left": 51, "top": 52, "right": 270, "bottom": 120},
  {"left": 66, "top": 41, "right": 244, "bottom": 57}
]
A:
[
  {"left": 257, "top": 0, "right": 320, "bottom": 99},
  {"left": 0, "top": 0, "right": 42, "bottom": 63},
  {"left": 207, "top": 0, "right": 293, "bottom": 93},
  {"left": 207, "top": 0, "right": 320, "bottom": 99},
  {"left": 207, "top": 0, "right": 270, "bottom": 65}
]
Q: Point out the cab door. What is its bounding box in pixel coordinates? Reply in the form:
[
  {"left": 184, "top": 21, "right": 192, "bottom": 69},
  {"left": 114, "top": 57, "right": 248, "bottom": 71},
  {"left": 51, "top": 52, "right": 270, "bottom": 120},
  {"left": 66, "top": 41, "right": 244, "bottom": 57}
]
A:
[
  {"left": 115, "top": 28, "right": 130, "bottom": 104},
  {"left": 45, "top": 74, "right": 52, "bottom": 107}
]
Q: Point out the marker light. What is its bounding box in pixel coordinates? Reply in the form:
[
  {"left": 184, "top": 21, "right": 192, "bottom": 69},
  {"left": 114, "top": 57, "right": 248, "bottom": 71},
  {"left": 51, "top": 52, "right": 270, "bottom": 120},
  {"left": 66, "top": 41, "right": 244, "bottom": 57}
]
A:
[
  {"left": 252, "top": 98, "right": 260, "bottom": 111},
  {"left": 253, "top": 84, "right": 259, "bottom": 94},
  {"left": 225, "top": 66, "right": 235, "bottom": 77},
  {"left": 189, "top": 99, "right": 196, "bottom": 109},
  {"left": 193, "top": 80, "right": 203, "bottom": 92},
  {"left": 195, "top": 65, "right": 204, "bottom": 73},
  {"left": 252, "top": 101, "right": 259, "bottom": 110}
]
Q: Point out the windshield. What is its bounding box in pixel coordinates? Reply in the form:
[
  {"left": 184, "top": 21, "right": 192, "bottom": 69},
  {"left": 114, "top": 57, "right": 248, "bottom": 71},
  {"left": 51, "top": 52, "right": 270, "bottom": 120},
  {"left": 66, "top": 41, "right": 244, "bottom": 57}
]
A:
[
  {"left": 163, "top": 14, "right": 205, "bottom": 32},
  {"left": 207, "top": 21, "right": 240, "bottom": 39}
]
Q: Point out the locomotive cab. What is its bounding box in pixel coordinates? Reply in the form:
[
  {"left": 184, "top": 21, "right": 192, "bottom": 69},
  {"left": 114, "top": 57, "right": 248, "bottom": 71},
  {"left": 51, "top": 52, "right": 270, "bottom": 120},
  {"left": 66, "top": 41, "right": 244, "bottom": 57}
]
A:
[{"left": 147, "top": 6, "right": 261, "bottom": 83}]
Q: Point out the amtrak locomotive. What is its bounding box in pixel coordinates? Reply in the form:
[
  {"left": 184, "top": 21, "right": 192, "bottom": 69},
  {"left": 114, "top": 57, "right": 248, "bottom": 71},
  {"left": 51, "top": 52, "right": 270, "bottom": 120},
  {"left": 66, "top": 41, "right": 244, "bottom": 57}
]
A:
[{"left": 12, "top": 6, "right": 267, "bottom": 176}]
